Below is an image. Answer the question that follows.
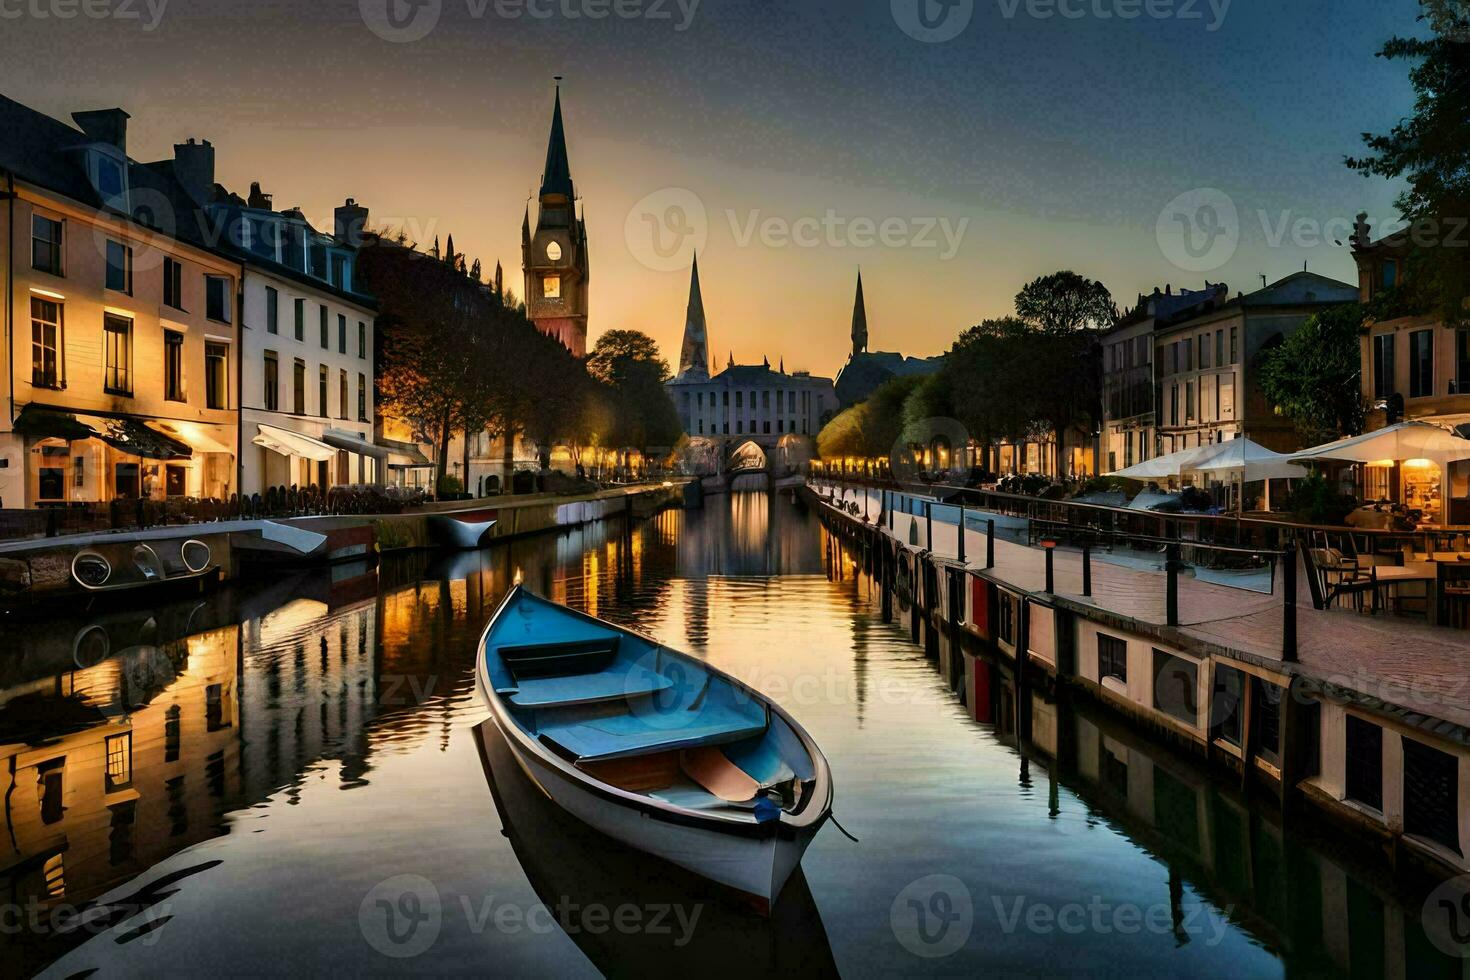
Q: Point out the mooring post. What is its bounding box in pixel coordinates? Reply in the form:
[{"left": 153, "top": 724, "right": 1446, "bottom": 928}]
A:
[
  {"left": 925, "top": 501, "right": 933, "bottom": 551},
  {"left": 1082, "top": 543, "right": 1092, "bottom": 597},
  {"left": 987, "top": 519, "right": 996, "bottom": 569},
  {"left": 1166, "top": 540, "right": 1181, "bottom": 627},
  {"left": 1044, "top": 545, "right": 1055, "bottom": 594},
  {"left": 957, "top": 505, "right": 966, "bottom": 563},
  {"left": 1282, "top": 542, "right": 1298, "bottom": 663}
]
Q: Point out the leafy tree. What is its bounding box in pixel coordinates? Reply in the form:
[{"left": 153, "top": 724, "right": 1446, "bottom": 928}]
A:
[
  {"left": 1015, "top": 271, "right": 1119, "bottom": 335},
  {"left": 588, "top": 330, "right": 682, "bottom": 468},
  {"left": 816, "top": 405, "right": 868, "bottom": 461},
  {"left": 1348, "top": 2, "right": 1470, "bottom": 322},
  {"left": 1257, "top": 304, "right": 1368, "bottom": 443}
]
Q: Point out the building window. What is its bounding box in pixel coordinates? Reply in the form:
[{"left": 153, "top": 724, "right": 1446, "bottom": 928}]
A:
[
  {"left": 331, "top": 253, "right": 347, "bottom": 288},
  {"left": 358, "top": 373, "right": 367, "bottom": 422},
  {"left": 74, "top": 456, "right": 85, "bottom": 488},
  {"left": 1199, "top": 334, "right": 1211, "bottom": 369},
  {"left": 31, "top": 214, "right": 63, "bottom": 275},
  {"left": 103, "top": 314, "right": 132, "bottom": 395},
  {"left": 1215, "top": 330, "right": 1224, "bottom": 368},
  {"left": 1097, "top": 633, "right": 1127, "bottom": 683},
  {"left": 105, "top": 240, "right": 132, "bottom": 294},
  {"left": 319, "top": 365, "right": 328, "bottom": 417},
  {"left": 264, "top": 351, "right": 279, "bottom": 411},
  {"left": 164, "top": 257, "right": 184, "bottom": 309},
  {"left": 165, "top": 704, "right": 181, "bottom": 762},
  {"left": 1152, "top": 649, "right": 1198, "bottom": 727},
  {"left": 38, "top": 761, "right": 64, "bottom": 825},
  {"left": 164, "top": 329, "right": 185, "bottom": 401},
  {"left": 1458, "top": 331, "right": 1470, "bottom": 394},
  {"left": 1345, "top": 714, "right": 1383, "bottom": 811},
  {"left": 1403, "top": 737, "right": 1459, "bottom": 853},
  {"left": 544, "top": 275, "right": 561, "bottom": 300},
  {"left": 205, "top": 683, "right": 226, "bottom": 732},
  {"left": 339, "top": 369, "right": 348, "bottom": 419},
  {"left": 1382, "top": 260, "right": 1398, "bottom": 291},
  {"left": 338, "top": 314, "right": 347, "bottom": 354},
  {"left": 319, "top": 305, "right": 329, "bottom": 348},
  {"left": 1372, "top": 333, "right": 1396, "bottom": 400},
  {"left": 736, "top": 420, "right": 743, "bottom": 434},
  {"left": 205, "top": 343, "right": 228, "bottom": 410},
  {"left": 30, "top": 297, "right": 62, "bottom": 389},
  {"left": 996, "top": 594, "right": 1016, "bottom": 645},
  {"left": 293, "top": 358, "right": 306, "bottom": 414},
  {"left": 358, "top": 321, "right": 367, "bottom": 359},
  {"left": 1185, "top": 381, "right": 1195, "bottom": 422},
  {"left": 206, "top": 276, "right": 231, "bottom": 323},
  {"left": 1410, "top": 329, "right": 1434, "bottom": 399},
  {"left": 1211, "top": 665, "right": 1244, "bottom": 746},
  {"left": 265, "top": 286, "right": 279, "bottom": 334},
  {"left": 294, "top": 298, "right": 306, "bottom": 341},
  {"left": 104, "top": 732, "right": 132, "bottom": 792}
]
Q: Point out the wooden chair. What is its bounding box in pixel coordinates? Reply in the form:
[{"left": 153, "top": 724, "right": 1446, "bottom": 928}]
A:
[{"left": 1435, "top": 561, "right": 1470, "bottom": 628}]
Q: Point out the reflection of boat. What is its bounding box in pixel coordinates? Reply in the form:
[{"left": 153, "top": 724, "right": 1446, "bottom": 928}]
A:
[
  {"left": 477, "top": 586, "right": 832, "bottom": 912},
  {"left": 428, "top": 512, "right": 498, "bottom": 549},
  {"left": 474, "top": 720, "right": 838, "bottom": 977}
]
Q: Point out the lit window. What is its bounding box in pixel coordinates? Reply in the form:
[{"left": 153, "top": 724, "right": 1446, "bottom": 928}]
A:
[
  {"left": 544, "top": 275, "right": 561, "bottom": 300},
  {"left": 31, "top": 297, "right": 62, "bottom": 388},
  {"left": 164, "top": 330, "right": 185, "bottom": 402},
  {"left": 206, "top": 343, "right": 228, "bottom": 409},
  {"left": 103, "top": 314, "right": 132, "bottom": 395},
  {"left": 105, "top": 733, "right": 132, "bottom": 792}
]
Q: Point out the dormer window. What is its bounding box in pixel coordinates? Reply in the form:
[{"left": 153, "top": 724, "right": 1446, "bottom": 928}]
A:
[{"left": 88, "top": 149, "right": 128, "bottom": 207}]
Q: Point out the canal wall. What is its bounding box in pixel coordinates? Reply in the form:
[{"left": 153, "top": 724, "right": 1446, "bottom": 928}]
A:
[{"left": 809, "top": 481, "right": 1470, "bottom": 883}]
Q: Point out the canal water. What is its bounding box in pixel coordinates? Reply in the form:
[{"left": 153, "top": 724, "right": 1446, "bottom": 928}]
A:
[{"left": 0, "top": 493, "right": 1459, "bottom": 977}]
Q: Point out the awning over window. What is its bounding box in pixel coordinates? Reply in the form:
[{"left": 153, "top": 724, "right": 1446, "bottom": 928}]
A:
[
  {"left": 322, "top": 429, "right": 392, "bottom": 462},
  {"left": 14, "top": 406, "right": 191, "bottom": 460},
  {"left": 253, "top": 423, "right": 335, "bottom": 462},
  {"left": 380, "top": 438, "right": 435, "bottom": 469},
  {"left": 147, "top": 421, "right": 235, "bottom": 456}
]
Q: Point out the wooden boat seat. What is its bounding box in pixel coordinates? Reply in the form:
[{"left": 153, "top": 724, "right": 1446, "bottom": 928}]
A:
[
  {"left": 497, "top": 637, "right": 620, "bottom": 682},
  {"left": 539, "top": 703, "right": 768, "bottom": 763},
  {"left": 507, "top": 665, "right": 673, "bottom": 708},
  {"left": 680, "top": 746, "right": 760, "bottom": 802}
]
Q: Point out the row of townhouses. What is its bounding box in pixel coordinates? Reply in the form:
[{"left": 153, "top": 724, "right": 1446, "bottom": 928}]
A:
[{"left": 0, "top": 95, "right": 403, "bottom": 509}]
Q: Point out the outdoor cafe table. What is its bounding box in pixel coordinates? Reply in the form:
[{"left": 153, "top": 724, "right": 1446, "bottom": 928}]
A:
[{"left": 1370, "top": 564, "right": 1442, "bottom": 621}]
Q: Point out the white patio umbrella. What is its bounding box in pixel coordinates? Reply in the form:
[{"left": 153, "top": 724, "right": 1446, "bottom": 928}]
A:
[
  {"left": 1193, "top": 439, "right": 1308, "bottom": 481},
  {"left": 1106, "top": 444, "right": 1215, "bottom": 480},
  {"left": 1287, "top": 421, "right": 1470, "bottom": 465}
]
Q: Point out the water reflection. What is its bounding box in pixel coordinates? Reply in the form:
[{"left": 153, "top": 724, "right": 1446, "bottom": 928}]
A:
[{"left": 0, "top": 491, "right": 1461, "bottom": 976}]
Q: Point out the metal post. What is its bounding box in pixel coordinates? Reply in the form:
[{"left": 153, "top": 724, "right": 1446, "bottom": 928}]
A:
[
  {"left": 957, "top": 505, "right": 966, "bottom": 563},
  {"left": 1282, "top": 542, "right": 1298, "bottom": 663},
  {"left": 1082, "top": 544, "right": 1092, "bottom": 597},
  {"left": 925, "top": 501, "right": 933, "bottom": 550},
  {"left": 1045, "top": 546, "right": 1055, "bottom": 594},
  {"left": 1166, "top": 541, "right": 1181, "bottom": 628},
  {"left": 987, "top": 519, "right": 996, "bottom": 569}
]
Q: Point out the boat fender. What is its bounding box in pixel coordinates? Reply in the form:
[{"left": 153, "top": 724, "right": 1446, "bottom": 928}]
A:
[{"left": 753, "top": 796, "right": 782, "bottom": 824}]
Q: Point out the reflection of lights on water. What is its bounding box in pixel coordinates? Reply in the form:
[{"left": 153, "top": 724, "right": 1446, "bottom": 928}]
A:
[{"left": 513, "top": 568, "right": 524, "bottom": 586}]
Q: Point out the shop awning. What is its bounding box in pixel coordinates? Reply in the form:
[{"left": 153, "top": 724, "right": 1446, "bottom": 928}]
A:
[
  {"left": 147, "top": 421, "right": 235, "bottom": 456},
  {"left": 253, "top": 423, "right": 335, "bottom": 462},
  {"left": 380, "top": 438, "right": 435, "bottom": 469},
  {"left": 14, "top": 406, "right": 191, "bottom": 460},
  {"left": 322, "top": 429, "right": 392, "bottom": 462}
]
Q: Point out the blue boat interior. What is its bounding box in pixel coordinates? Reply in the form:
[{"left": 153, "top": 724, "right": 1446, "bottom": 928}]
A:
[{"left": 486, "top": 590, "right": 814, "bottom": 815}]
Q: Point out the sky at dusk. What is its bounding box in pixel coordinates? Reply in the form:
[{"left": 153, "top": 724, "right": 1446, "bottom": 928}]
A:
[{"left": 0, "top": 0, "right": 1426, "bottom": 377}]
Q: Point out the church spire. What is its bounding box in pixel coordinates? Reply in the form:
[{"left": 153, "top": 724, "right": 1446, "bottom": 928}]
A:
[
  {"left": 540, "top": 77, "right": 574, "bottom": 199},
  {"left": 851, "top": 269, "right": 869, "bottom": 357},
  {"left": 678, "top": 254, "right": 711, "bottom": 379}
]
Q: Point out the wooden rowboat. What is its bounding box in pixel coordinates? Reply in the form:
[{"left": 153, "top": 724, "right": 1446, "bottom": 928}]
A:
[{"left": 476, "top": 586, "right": 832, "bottom": 912}]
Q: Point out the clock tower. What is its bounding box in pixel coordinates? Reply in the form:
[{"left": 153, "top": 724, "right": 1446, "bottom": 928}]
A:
[{"left": 522, "top": 80, "right": 590, "bottom": 357}]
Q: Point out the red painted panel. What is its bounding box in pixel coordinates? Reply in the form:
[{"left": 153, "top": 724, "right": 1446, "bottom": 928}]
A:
[
  {"left": 970, "top": 576, "right": 990, "bottom": 638},
  {"left": 970, "top": 657, "right": 993, "bottom": 724}
]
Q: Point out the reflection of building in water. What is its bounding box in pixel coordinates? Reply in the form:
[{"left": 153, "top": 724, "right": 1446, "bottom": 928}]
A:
[
  {"left": 0, "top": 623, "right": 240, "bottom": 913},
  {"left": 676, "top": 492, "right": 824, "bottom": 578}
]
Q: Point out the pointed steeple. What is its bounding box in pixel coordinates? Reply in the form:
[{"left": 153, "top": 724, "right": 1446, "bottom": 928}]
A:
[
  {"left": 494, "top": 261, "right": 504, "bottom": 299},
  {"left": 521, "top": 206, "right": 531, "bottom": 246},
  {"left": 540, "top": 77, "right": 574, "bottom": 199},
  {"left": 445, "top": 234, "right": 456, "bottom": 267},
  {"left": 727, "top": 351, "right": 734, "bottom": 370},
  {"left": 678, "top": 254, "right": 711, "bottom": 379},
  {"left": 779, "top": 357, "right": 785, "bottom": 374},
  {"left": 851, "top": 270, "right": 869, "bottom": 357},
  {"left": 432, "top": 235, "right": 441, "bottom": 261}
]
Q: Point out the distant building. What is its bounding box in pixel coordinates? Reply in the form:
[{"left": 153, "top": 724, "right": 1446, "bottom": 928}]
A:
[
  {"left": 0, "top": 98, "right": 242, "bottom": 507},
  {"left": 1153, "top": 272, "right": 1358, "bottom": 456},
  {"left": 1352, "top": 213, "right": 1470, "bottom": 523},
  {"left": 521, "top": 83, "right": 590, "bottom": 358},
  {"left": 665, "top": 260, "right": 838, "bottom": 450},
  {"left": 834, "top": 273, "right": 943, "bottom": 407}
]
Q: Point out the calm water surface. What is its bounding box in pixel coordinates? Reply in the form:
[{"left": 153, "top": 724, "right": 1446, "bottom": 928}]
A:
[{"left": 0, "top": 493, "right": 1452, "bottom": 977}]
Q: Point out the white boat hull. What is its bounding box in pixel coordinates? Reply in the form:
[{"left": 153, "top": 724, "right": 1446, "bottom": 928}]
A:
[
  {"left": 496, "top": 713, "right": 816, "bottom": 907},
  {"left": 428, "top": 516, "right": 497, "bottom": 550}
]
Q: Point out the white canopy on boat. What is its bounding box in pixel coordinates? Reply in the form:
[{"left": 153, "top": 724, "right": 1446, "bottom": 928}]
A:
[
  {"left": 1288, "top": 421, "right": 1470, "bottom": 466},
  {"left": 1191, "top": 439, "right": 1308, "bottom": 481},
  {"left": 253, "top": 423, "right": 335, "bottom": 462}
]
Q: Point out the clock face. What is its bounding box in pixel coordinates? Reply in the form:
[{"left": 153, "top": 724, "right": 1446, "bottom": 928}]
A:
[{"left": 546, "top": 241, "right": 563, "bottom": 262}]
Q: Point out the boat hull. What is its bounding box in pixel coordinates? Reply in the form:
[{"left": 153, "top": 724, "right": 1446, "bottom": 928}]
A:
[
  {"left": 487, "top": 699, "right": 818, "bottom": 909},
  {"left": 428, "top": 515, "right": 497, "bottom": 550}
]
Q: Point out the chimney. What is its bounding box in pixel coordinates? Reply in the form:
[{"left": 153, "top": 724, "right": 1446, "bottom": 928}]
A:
[
  {"left": 335, "top": 198, "right": 369, "bottom": 247},
  {"left": 72, "top": 109, "right": 130, "bottom": 152},
  {"left": 247, "top": 181, "right": 273, "bottom": 211},
  {"left": 173, "top": 138, "right": 215, "bottom": 206}
]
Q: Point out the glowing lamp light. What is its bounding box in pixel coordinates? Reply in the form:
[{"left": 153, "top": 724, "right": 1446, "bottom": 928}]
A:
[
  {"left": 1040, "top": 539, "right": 1059, "bottom": 550},
  {"left": 1403, "top": 458, "right": 1437, "bottom": 469},
  {"left": 513, "top": 568, "right": 524, "bottom": 586}
]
